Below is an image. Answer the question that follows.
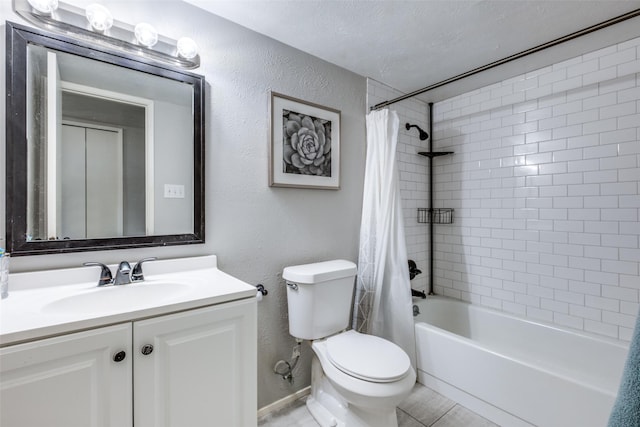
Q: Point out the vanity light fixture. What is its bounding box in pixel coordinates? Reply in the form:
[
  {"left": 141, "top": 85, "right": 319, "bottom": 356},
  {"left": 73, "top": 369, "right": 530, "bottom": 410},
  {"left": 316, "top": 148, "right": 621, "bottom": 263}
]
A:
[
  {"left": 134, "top": 22, "right": 158, "bottom": 48},
  {"left": 27, "top": 0, "right": 58, "bottom": 14},
  {"left": 85, "top": 3, "right": 113, "bottom": 32},
  {"left": 13, "top": 0, "right": 200, "bottom": 69},
  {"left": 177, "top": 37, "right": 199, "bottom": 60}
]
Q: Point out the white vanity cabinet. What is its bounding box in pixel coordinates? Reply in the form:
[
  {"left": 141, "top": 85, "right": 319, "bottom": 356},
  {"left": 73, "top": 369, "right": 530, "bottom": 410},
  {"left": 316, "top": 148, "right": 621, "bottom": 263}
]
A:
[
  {"left": 134, "top": 298, "right": 257, "bottom": 427},
  {"left": 0, "top": 324, "right": 133, "bottom": 427},
  {"left": 0, "top": 298, "right": 257, "bottom": 427}
]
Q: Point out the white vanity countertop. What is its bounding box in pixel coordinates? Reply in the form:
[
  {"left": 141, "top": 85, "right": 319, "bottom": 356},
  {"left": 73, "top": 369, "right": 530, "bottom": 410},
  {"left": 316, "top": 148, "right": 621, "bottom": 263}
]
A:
[{"left": 0, "top": 255, "right": 256, "bottom": 346}]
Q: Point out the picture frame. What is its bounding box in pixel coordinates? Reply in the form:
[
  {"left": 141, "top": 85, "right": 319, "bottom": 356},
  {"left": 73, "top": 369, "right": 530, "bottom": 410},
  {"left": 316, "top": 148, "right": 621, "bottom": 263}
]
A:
[{"left": 269, "top": 92, "right": 341, "bottom": 189}]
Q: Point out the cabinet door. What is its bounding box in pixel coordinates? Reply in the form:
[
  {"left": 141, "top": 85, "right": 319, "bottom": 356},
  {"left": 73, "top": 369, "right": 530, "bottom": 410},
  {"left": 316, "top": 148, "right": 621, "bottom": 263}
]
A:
[
  {"left": 134, "top": 298, "right": 257, "bottom": 427},
  {"left": 0, "top": 324, "right": 132, "bottom": 427}
]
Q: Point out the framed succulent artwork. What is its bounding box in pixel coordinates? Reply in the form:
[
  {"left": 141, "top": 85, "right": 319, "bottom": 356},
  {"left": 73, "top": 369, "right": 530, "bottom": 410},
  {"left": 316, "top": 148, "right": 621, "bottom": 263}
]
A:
[{"left": 269, "top": 92, "right": 341, "bottom": 189}]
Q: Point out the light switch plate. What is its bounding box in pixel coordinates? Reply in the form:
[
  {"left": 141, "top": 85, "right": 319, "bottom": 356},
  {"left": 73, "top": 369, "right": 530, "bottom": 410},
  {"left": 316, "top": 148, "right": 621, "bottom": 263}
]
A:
[{"left": 164, "top": 184, "right": 185, "bottom": 198}]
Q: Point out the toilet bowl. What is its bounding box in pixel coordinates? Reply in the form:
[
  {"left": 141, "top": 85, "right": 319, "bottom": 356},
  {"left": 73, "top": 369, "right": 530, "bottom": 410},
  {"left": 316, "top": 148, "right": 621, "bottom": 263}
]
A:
[
  {"left": 307, "top": 330, "right": 416, "bottom": 427},
  {"left": 283, "top": 260, "right": 416, "bottom": 427}
]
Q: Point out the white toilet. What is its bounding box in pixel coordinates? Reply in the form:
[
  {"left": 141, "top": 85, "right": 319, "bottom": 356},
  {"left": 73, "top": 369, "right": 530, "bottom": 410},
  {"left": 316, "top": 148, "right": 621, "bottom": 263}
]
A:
[{"left": 283, "top": 259, "right": 416, "bottom": 427}]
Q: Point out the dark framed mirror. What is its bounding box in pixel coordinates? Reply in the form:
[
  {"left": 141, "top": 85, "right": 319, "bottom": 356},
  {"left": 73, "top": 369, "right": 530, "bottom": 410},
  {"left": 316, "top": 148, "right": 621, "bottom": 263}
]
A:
[{"left": 5, "top": 21, "right": 205, "bottom": 256}]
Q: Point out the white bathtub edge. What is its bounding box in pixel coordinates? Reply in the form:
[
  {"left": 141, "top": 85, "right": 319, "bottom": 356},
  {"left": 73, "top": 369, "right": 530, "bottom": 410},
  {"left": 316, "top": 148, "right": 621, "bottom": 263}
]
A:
[{"left": 417, "top": 370, "right": 534, "bottom": 427}]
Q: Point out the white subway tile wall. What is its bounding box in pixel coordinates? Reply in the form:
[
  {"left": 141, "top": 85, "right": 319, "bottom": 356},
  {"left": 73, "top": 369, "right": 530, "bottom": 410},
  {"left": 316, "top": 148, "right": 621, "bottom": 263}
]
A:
[
  {"left": 367, "top": 35, "right": 639, "bottom": 342},
  {"left": 432, "top": 36, "right": 640, "bottom": 341}
]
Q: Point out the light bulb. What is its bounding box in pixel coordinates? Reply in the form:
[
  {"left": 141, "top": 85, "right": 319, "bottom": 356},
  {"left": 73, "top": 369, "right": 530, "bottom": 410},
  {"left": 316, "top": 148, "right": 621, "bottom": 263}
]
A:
[
  {"left": 85, "top": 4, "right": 113, "bottom": 32},
  {"left": 177, "top": 37, "right": 198, "bottom": 60},
  {"left": 134, "top": 23, "right": 158, "bottom": 48},
  {"left": 27, "top": 0, "right": 58, "bottom": 14}
]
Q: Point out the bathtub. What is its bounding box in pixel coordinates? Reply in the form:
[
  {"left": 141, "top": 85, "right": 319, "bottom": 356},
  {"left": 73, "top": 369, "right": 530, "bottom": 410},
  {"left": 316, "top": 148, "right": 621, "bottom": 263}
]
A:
[{"left": 413, "top": 296, "right": 630, "bottom": 427}]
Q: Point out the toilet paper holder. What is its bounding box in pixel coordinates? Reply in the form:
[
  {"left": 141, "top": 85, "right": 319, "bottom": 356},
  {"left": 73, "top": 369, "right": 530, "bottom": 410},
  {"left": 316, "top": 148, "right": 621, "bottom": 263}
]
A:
[{"left": 255, "top": 284, "right": 268, "bottom": 301}]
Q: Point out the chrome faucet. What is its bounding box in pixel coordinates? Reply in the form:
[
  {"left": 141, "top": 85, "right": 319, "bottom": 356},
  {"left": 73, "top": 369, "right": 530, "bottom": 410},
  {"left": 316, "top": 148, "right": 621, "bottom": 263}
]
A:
[
  {"left": 84, "top": 257, "right": 158, "bottom": 287},
  {"left": 131, "top": 257, "right": 157, "bottom": 282},
  {"left": 83, "top": 262, "right": 113, "bottom": 286},
  {"left": 113, "top": 261, "right": 132, "bottom": 286}
]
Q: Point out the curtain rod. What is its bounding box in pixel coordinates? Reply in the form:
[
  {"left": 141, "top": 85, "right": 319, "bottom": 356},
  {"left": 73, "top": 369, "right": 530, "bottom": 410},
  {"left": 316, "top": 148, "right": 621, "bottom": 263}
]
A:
[{"left": 371, "top": 8, "right": 640, "bottom": 111}]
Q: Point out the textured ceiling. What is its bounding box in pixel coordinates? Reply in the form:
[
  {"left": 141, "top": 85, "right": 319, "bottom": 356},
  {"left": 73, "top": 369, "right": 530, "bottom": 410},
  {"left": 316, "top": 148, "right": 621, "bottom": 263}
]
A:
[{"left": 185, "top": 0, "right": 640, "bottom": 102}]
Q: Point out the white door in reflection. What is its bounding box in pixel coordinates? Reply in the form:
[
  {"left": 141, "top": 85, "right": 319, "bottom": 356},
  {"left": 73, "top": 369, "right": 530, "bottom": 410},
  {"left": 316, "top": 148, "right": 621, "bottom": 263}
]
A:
[{"left": 60, "top": 124, "right": 123, "bottom": 239}]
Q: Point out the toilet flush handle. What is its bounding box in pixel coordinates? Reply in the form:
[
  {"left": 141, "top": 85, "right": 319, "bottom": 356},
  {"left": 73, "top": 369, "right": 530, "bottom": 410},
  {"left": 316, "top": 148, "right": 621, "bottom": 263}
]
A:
[{"left": 287, "top": 282, "right": 298, "bottom": 291}]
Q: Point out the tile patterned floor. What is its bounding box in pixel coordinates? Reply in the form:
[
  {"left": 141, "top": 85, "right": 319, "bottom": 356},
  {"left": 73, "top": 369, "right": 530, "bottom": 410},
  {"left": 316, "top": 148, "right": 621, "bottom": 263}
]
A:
[{"left": 258, "top": 383, "right": 499, "bottom": 427}]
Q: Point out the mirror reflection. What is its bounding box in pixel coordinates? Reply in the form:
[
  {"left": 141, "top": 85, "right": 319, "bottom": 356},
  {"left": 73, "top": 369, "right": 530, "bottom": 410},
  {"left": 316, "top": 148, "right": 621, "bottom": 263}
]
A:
[
  {"left": 26, "top": 44, "right": 194, "bottom": 241},
  {"left": 6, "top": 22, "right": 205, "bottom": 255}
]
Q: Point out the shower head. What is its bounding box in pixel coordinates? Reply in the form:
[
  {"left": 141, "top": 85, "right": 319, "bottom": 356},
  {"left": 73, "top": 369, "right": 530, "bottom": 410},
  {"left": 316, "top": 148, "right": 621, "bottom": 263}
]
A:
[{"left": 405, "top": 123, "right": 429, "bottom": 140}]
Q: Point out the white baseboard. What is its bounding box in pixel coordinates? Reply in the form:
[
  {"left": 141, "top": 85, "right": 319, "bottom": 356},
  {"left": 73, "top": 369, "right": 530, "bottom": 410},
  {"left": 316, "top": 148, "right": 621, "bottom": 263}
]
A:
[{"left": 257, "top": 386, "right": 311, "bottom": 419}]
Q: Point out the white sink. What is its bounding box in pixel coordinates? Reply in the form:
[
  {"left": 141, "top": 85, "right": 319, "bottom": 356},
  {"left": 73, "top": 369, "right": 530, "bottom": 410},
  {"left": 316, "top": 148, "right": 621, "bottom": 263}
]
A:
[
  {"left": 1, "top": 255, "right": 258, "bottom": 346},
  {"left": 43, "top": 281, "right": 193, "bottom": 315}
]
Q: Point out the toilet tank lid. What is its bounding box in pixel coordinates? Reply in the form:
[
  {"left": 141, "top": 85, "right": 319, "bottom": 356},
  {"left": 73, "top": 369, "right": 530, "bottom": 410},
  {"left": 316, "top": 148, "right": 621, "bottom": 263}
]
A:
[{"left": 283, "top": 260, "right": 357, "bottom": 284}]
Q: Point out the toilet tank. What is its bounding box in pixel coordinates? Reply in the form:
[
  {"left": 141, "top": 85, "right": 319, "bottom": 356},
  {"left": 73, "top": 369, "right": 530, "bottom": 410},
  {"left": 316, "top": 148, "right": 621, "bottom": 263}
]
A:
[{"left": 283, "top": 260, "right": 357, "bottom": 340}]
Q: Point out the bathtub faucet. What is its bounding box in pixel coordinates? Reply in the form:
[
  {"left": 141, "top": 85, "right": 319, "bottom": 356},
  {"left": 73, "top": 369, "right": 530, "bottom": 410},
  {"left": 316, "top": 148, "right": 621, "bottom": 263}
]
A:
[
  {"left": 408, "top": 260, "right": 422, "bottom": 280},
  {"left": 408, "top": 260, "right": 426, "bottom": 298},
  {"left": 412, "top": 289, "right": 427, "bottom": 299}
]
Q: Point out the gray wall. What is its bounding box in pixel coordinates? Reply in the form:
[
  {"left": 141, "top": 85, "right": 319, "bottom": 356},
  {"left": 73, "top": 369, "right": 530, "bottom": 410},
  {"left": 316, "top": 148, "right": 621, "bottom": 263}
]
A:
[
  {"left": 154, "top": 99, "right": 193, "bottom": 235},
  {"left": 1, "top": 1, "right": 366, "bottom": 408}
]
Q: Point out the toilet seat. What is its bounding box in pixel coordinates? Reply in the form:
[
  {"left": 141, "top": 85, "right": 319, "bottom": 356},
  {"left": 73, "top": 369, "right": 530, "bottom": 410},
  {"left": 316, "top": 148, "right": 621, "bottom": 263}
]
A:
[{"left": 325, "top": 330, "right": 411, "bottom": 383}]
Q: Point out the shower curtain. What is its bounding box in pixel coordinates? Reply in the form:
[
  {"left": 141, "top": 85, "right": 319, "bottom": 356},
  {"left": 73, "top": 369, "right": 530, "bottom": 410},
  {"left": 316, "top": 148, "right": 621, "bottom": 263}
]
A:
[{"left": 353, "top": 108, "right": 416, "bottom": 367}]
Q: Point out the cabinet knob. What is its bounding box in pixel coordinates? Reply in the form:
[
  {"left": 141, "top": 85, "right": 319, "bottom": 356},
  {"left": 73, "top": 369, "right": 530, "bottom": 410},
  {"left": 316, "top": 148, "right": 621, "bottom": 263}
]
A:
[
  {"left": 113, "top": 350, "right": 126, "bottom": 362},
  {"left": 141, "top": 344, "right": 154, "bottom": 355}
]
